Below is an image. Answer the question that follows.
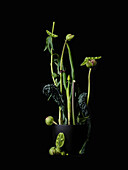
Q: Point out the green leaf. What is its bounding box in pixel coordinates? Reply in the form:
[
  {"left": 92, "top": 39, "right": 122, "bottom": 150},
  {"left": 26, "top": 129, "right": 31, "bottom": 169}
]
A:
[
  {"left": 44, "top": 36, "right": 54, "bottom": 53},
  {"left": 52, "top": 72, "right": 58, "bottom": 78},
  {"left": 46, "top": 30, "right": 58, "bottom": 38},
  {"left": 56, "top": 132, "right": 65, "bottom": 148}
]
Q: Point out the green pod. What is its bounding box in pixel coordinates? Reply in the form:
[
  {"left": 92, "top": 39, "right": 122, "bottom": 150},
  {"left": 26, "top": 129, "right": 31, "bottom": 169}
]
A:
[{"left": 46, "top": 30, "right": 58, "bottom": 38}]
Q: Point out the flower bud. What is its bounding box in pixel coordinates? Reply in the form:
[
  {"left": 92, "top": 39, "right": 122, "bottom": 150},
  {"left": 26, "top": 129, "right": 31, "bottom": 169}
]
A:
[
  {"left": 86, "top": 59, "right": 97, "bottom": 68},
  {"left": 45, "top": 116, "right": 54, "bottom": 126},
  {"left": 49, "top": 147, "right": 56, "bottom": 155},
  {"left": 66, "top": 34, "right": 74, "bottom": 41}
]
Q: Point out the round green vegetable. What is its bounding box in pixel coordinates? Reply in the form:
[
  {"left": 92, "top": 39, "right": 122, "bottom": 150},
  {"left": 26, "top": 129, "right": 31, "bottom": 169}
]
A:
[
  {"left": 49, "top": 147, "right": 56, "bottom": 155},
  {"left": 45, "top": 116, "right": 54, "bottom": 126}
]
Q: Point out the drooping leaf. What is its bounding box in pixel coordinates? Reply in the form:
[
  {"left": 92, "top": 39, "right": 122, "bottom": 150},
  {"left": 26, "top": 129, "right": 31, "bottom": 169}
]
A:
[
  {"left": 56, "top": 132, "right": 65, "bottom": 148},
  {"left": 79, "top": 117, "right": 91, "bottom": 154},
  {"left": 44, "top": 36, "right": 54, "bottom": 54},
  {"left": 42, "top": 84, "right": 67, "bottom": 124},
  {"left": 78, "top": 92, "right": 88, "bottom": 117}
]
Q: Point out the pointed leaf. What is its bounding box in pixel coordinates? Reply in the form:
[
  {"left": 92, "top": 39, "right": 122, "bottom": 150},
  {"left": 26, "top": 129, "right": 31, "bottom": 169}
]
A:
[{"left": 56, "top": 132, "right": 65, "bottom": 148}]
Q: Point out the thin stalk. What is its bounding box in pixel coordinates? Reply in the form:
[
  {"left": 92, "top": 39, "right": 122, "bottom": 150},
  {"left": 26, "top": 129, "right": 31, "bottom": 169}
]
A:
[
  {"left": 60, "top": 40, "right": 67, "bottom": 93},
  {"left": 51, "top": 22, "right": 57, "bottom": 86},
  {"left": 59, "top": 40, "right": 67, "bottom": 125},
  {"left": 59, "top": 107, "right": 62, "bottom": 125},
  {"left": 72, "top": 80, "right": 76, "bottom": 125},
  {"left": 87, "top": 68, "right": 92, "bottom": 106},
  {"left": 66, "top": 43, "right": 75, "bottom": 81},
  {"left": 67, "top": 75, "right": 71, "bottom": 125}
]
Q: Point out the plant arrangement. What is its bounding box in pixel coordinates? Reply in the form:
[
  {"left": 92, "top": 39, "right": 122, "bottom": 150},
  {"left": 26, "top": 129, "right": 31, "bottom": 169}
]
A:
[{"left": 43, "top": 22, "right": 102, "bottom": 155}]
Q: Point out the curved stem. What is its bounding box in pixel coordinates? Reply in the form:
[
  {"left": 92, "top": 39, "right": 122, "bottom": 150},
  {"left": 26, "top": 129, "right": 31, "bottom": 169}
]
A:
[{"left": 87, "top": 68, "right": 92, "bottom": 106}]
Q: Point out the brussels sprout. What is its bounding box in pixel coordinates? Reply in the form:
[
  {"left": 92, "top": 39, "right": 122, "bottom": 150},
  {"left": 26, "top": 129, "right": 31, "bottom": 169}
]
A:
[{"left": 45, "top": 116, "right": 57, "bottom": 126}]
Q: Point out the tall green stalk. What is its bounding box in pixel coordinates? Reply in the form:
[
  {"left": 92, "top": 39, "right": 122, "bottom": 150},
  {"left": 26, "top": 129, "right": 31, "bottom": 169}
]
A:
[
  {"left": 87, "top": 68, "right": 92, "bottom": 106},
  {"left": 66, "top": 43, "right": 75, "bottom": 125},
  {"left": 51, "top": 22, "right": 57, "bottom": 86},
  {"left": 60, "top": 40, "right": 67, "bottom": 93},
  {"left": 72, "top": 80, "right": 76, "bottom": 125},
  {"left": 67, "top": 75, "right": 71, "bottom": 125},
  {"left": 59, "top": 40, "right": 67, "bottom": 125}
]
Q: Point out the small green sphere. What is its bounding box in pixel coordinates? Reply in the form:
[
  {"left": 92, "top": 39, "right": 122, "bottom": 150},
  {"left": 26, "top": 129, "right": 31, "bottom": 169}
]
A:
[
  {"left": 49, "top": 147, "right": 56, "bottom": 155},
  {"left": 61, "top": 151, "right": 65, "bottom": 156},
  {"left": 45, "top": 116, "right": 54, "bottom": 126}
]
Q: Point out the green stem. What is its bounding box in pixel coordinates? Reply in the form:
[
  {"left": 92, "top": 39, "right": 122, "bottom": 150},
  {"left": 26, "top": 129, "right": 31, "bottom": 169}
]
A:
[
  {"left": 59, "top": 107, "right": 62, "bottom": 125},
  {"left": 87, "top": 68, "right": 92, "bottom": 106},
  {"left": 51, "top": 22, "right": 57, "bottom": 86},
  {"left": 60, "top": 40, "right": 67, "bottom": 93},
  {"left": 72, "top": 80, "right": 76, "bottom": 125},
  {"left": 67, "top": 75, "right": 71, "bottom": 125},
  {"left": 59, "top": 40, "right": 67, "bottom": 125},
  {"left": 66, "top": 43, "right": 75, "bottom": 81}
]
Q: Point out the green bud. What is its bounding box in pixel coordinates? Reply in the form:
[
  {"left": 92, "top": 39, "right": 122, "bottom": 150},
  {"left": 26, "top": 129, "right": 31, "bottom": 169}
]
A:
[
  {"left": 66, "top": 34, "right": 74, "bottom": 41},
  {"left": 67, "top": 75, "right": 71, "bottom": 81},
  {"left": 61, "top": 151, "right": 65, "bottom": 156},
  {"left": 49, "top": 147, "right": 56, "bottom": 155},
  {"left": 45, "top": 116, "right": 54, "bottom": 126},
  {"left": 86, "top": 59, "right": 97, "bottom": 68}
]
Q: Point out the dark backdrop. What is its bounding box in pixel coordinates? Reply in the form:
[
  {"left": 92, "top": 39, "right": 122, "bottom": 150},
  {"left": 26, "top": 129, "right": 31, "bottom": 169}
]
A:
[{"left": 10, "top": 4, "right": 117, "bottom": 167}]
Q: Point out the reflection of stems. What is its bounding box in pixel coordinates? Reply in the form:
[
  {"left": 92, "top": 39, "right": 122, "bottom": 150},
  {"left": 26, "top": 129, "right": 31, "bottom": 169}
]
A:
[
  {"left": 67, "top": 75, "right": 71, "bottom": 125},
  {"left": 72, "top": 80, "right": 76, "bottom": 125},
  {"left": 51, "top": 22, "right": 57, "bottom": 86},
  {"left": 87, "top": 68, "right": 92, "bottom": 106}
]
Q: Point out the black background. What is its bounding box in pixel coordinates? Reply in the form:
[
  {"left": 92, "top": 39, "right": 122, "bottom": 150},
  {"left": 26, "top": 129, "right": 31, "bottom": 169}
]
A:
[{"left": 6, "top": 2, "right": 122, "bottom": 167}]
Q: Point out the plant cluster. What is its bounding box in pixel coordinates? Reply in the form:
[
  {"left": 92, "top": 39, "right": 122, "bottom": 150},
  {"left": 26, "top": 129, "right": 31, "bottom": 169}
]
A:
[
  {"left": 43, "top": 22, "right": 102, "bottom": 155},
  {"left": 49, "top": 132, "right": 68, "bottom": 156}
]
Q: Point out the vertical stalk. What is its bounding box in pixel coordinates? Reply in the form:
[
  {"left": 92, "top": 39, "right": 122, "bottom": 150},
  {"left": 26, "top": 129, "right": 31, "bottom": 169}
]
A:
[
  {"left": 66, "top": 43, "right": 75, "bottom": 81},
  {"left": 59, "top": 40, "right": 67, "bottom": 125},
  {"left": 60, "top": 40, "right": 67, "bottom": 93},
  {"left": 67, "top": 75, "right": 71, "bottom": 125},
  {"left": 87, "top": 68, "right": 92, "bottom": 106},
  {"left": 72, "top": 80, "right": 76, "bottom": 125},
  {"left": 51, "top": 22, "right": 57, "bottom": 86}
]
